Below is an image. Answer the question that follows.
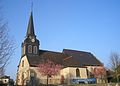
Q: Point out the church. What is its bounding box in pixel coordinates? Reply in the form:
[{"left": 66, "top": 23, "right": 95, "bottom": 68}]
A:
[{"left": 16, "top": 12, "right": 106, "bottom": 85}]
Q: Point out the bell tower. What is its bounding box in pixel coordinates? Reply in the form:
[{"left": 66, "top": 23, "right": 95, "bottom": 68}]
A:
[{"left": 22, "top": 12, "right": 39, "bottom": 56}]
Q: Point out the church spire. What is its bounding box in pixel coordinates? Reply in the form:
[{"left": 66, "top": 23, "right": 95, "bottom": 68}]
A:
[
  {"left": 26, "top": 12, "right": 35, "bottom": 37},
  {"left": 22, "top": 11, "right": 39, "bottom": 56}
]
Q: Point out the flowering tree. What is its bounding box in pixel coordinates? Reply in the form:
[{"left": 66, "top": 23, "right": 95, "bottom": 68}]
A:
[
  {"left": 93, "top": 66, "right": 106, "bottom": 83},
  {"left": 37, "top": 59, "right": 62, "bottom": 85},
  {"left": 93, "top": 66, "right": 106, "bottom": 78}
]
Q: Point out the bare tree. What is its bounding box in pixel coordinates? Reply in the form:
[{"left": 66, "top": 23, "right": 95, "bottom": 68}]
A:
[
  {"left": 0, "top": 13, "right": 15, "bottom": 76},
  {"left": 109, "top": 52, "right": 120, "bottom": 71},
  {"left": 108, "top": 52, "right": 120, "bottom": 82}
]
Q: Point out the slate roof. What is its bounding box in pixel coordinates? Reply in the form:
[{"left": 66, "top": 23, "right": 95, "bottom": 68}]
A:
[
  {"left": 62, "top": 49, "right": 102, "bottom": 66},
  {"left": 27, "top": 50, "right": 67, "bottom": 67},
  {"left": 27, "top": 49, "right": 102, "bottom": 67}
]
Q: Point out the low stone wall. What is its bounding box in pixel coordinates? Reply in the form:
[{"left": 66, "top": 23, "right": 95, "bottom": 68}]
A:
[
  {"left": 58, "top": 83, "right": 120, "bottom": 86},
  {"left": 66, "top": 83, "right": 119, "bottom": 86}
]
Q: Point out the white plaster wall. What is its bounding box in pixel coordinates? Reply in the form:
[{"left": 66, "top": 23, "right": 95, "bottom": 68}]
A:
[
  {"left": 17, "top": 55, "right": 30, "bottom": 85},
  {"left": 60, "top": 67, "right": 87, "bottom": 84}
]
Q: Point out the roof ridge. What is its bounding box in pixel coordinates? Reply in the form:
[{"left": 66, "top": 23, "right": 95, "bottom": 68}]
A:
[
  {"left": 63, "top": 49, "right": 91, "bottom": 53},
  {"left": 39, "top": 49, "right": 64, "bottom": 54}
]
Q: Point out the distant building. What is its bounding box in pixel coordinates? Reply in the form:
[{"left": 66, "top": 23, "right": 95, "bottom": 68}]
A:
[
  {"left": 0, "top": 76, "right": 14, "bottom": 86},
  {"left": 16, "top": 12, "right": 106, "bottom": 85}
]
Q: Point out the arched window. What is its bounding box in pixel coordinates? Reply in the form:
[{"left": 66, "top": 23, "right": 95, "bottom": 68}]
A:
[
  {"left": 28, "top": 45, "right": 32, "bottom": 53},
  {"left": 76, "top": 68, "right": 80, "bottom": 77},
  {"left": 22, "top": 60, "right": 24, "bottom": 67},
  {"left": 22, "top": 73, "right": 24, "bottom": 85},
  {"left": 33, "top": 46, "right": 37, "bottom": 54}
]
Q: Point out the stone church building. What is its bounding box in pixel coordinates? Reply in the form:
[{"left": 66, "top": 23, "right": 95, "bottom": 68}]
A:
[{"left": 16, "top": 12, "right": 106, "bottom": 85}]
